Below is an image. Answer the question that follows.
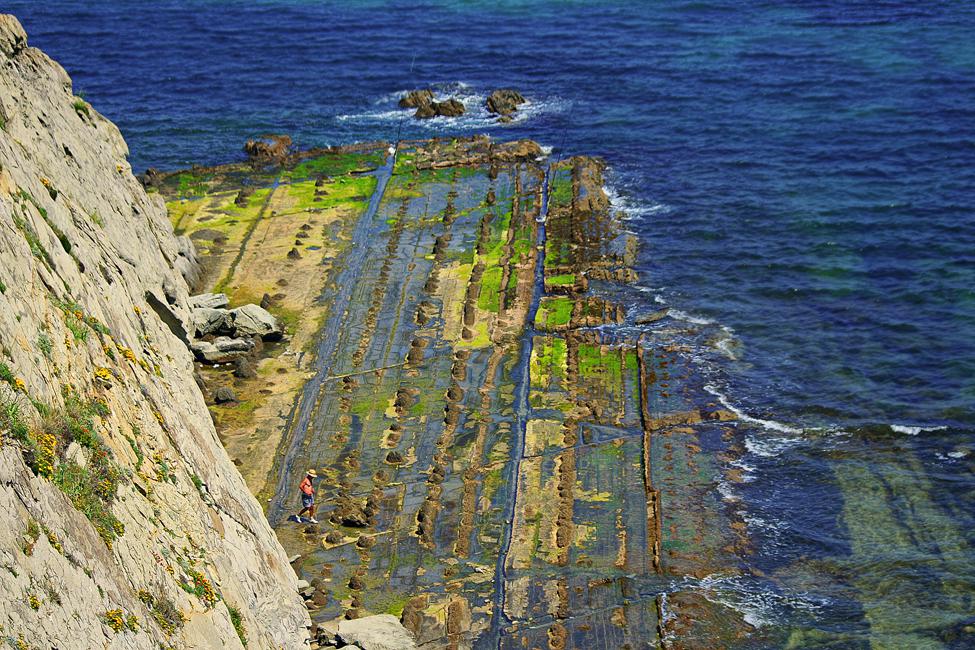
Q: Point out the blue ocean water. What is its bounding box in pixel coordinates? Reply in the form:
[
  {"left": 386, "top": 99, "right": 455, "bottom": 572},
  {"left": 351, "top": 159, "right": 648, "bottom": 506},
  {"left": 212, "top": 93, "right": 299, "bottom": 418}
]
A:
[{"left": 10, "top": 1, "right": 975, "bottom": 644}]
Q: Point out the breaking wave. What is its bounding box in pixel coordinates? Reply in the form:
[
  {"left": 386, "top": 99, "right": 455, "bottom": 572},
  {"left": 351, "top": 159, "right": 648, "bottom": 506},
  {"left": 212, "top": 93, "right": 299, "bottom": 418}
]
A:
[
  {"left": 890, "top": 423, "right": 948, "bottom": 435},
  {"left": 338, "top": 81, "right": 569, "bottom": 131}
]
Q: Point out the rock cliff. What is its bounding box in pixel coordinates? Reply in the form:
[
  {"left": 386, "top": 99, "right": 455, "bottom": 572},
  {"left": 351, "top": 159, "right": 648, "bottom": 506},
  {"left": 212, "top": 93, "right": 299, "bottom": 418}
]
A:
[{"left": 0, "top": 14, "right": 309, "bottom": 649}]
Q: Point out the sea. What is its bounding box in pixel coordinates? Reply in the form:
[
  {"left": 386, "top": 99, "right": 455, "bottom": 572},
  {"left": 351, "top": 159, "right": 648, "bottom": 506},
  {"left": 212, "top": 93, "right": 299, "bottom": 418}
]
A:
[{"left": 9, "top": 1, "right": 974, "bottom": 646}]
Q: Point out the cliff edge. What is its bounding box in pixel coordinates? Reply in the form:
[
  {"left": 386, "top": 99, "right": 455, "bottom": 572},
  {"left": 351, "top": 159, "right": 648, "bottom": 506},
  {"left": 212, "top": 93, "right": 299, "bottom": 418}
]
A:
[{"left": 0, "top": 14, "right": 309, "bottom": 649}]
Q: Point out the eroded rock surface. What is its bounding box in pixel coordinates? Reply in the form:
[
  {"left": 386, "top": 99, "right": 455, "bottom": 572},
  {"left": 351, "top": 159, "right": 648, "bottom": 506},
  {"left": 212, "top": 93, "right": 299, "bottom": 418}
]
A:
[{"left": 0, "top": 14, "right": 308, "bottom": 648}]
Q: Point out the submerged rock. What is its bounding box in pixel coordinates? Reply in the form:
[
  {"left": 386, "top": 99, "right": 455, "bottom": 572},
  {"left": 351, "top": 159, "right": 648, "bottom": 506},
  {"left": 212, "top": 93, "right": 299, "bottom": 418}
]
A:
[
  {"left": 214, "top": 386, "right": 237, "bottom": 404},
  {"left": 636, "top": 307, "right": 670, "bottom": 325}
]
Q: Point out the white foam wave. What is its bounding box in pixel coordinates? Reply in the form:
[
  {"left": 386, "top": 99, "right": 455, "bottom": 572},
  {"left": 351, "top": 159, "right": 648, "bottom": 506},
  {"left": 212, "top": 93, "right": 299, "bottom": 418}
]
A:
[
  {"left": 704, "top": 384, "right": 803, "bottom": 436},
  {"left": 717, "top": 480, "right": 740, "bottom": 503},
  {"left": 710, "top": 327, "right": 741, "bottom": 360},
  {"left": 602, "top": 183, "right": 671, "bottom": 222},
  {"left": 730, "top": 458, "right": 756, "bottom": 480},
  {"left": 342, "top": 83, "right": 568, "bottom": 131},
  {"left": 675, "top": 573, "right": 825, "bottom": 630},
  {"left": 669, "top": 308, "right": 716, "bottom": 326},
  {"left": 890, "top": 424, "right": 947, "bottom": 435}
]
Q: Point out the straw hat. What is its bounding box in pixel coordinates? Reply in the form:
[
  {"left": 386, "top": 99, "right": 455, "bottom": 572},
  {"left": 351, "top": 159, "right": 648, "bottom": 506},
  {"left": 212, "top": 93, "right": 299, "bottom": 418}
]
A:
[{"left": 306, "top": 469, "right": 318, "bottom": 478}]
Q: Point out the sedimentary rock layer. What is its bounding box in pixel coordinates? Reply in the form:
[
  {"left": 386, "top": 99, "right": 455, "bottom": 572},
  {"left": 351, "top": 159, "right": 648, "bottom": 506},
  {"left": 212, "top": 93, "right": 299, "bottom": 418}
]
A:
[
  {"left": 0, "top": 15, "right": 308, "bottom": 648},
  {"left": 163, "top": 135, "right": 751, "bottom": 648}
]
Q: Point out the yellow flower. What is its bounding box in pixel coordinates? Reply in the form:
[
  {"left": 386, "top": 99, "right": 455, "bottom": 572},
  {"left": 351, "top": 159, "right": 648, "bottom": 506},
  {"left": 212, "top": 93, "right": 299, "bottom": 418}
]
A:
[
  {"left": 13, "top": 377, "right": 26, "bottom": 393},
  {"left": 102, "top": 609, "right": 125, "bottom": 632},
  {"left": 36, "top": 433, "right": 57, "bottom": 478}
]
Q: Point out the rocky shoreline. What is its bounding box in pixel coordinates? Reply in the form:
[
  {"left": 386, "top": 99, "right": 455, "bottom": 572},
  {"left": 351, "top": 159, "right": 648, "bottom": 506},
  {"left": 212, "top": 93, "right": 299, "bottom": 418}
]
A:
[
  {"left": 1, "top": 11, "right": 750, "bottom": 648},
  {"left": 157, "top": 132, "right": 748, "bottom": 648}
]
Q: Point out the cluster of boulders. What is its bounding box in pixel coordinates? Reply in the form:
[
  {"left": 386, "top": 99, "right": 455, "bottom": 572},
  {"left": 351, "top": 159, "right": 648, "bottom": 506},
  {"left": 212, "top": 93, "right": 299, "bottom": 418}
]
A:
[
  {"left": 399, "top": 89, "right": 466, "bottom": 119},
  {"left": 485, "top": 88, "right": 526, "bottom": 122},
  {"left": 310, "top": 614, "right": 417, "bottom": 650},
  {"left": 399, "top": 87, "right": 527, "bottom": 123},
  {"left": 243, "top": 133, "right": 292, "bottom": 164},
  {"left": 187, "top": 292, "right": 283, "bottom": 364}
]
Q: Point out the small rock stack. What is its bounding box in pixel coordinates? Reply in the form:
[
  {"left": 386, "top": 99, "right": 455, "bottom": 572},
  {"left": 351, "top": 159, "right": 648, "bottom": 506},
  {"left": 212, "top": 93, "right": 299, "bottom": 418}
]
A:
[
  {"left": 187, "top": 292, "right": 284, "bottom": 363},
  {"left": 486, "top": 88, "right": 526, "bottom": 122},
  {"left": 399, "top": 89, "right": 466, "bottom": 119}
]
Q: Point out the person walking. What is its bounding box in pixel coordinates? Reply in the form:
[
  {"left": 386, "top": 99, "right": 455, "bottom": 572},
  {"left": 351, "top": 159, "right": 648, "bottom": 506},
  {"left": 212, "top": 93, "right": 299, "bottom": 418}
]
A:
[{"left": 297, "top": 469, "right": 318, "bottom": 523}]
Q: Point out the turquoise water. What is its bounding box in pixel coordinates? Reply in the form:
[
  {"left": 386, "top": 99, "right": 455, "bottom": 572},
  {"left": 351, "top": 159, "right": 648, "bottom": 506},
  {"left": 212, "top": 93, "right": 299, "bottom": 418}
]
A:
[{"left": 9, "top": 1, "right": 975, "bottom": 645}]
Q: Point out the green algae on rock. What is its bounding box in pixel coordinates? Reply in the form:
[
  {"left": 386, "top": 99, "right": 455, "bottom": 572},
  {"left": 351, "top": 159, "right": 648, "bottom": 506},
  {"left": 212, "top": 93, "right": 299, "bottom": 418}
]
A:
[{"left": 161, "top": 134, "right": 755, "bottom": 647}]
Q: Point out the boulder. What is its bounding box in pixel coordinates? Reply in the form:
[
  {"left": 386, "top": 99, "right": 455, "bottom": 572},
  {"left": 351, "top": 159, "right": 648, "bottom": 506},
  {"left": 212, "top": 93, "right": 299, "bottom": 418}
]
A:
[
  {"left": 244, "top": 134, "right": 292, "bottom": 164},
  {"left": 65, "top": 441, "right": 87, "bottom": 469},
  {"left": 413, "top": 104, "right": 436, "bottom": 119},
  {"left": 337, "top": 614, "right": 418, "bottom": 650},
  {"left": 486, "top": 89, "right": 526, "bottom": 117},
  {"left": 233, "top": 357, "right": 257, "bottom": 379},
  {"left": 329, "top": 499, "right": 370, "bottom": 528},
  {"left": 214, "top": 387, "right": 237, "bottom": 404},
  {"left": 434, "top": 99, "right": 465, "bottom": 117},
  {"left": 191, "top": 307, "right": 232, "bottom": 337},
  {"left": 189, "top": 293, "right": 230, "bottom": 310},
  {"left": 190, "top": 337, "right": 253, "bottom": 363},
  {"left": 213, "top": 336, "right": 256, "bottom": 354},
  {"left": 398, "top": 89, "right": 434, "bottom": 109},
  {"left": 413, "top": 98, "right": 466, "bottom": 120},
  {"left": 231, "top": 303, "right": 283, "bottom": 341}
]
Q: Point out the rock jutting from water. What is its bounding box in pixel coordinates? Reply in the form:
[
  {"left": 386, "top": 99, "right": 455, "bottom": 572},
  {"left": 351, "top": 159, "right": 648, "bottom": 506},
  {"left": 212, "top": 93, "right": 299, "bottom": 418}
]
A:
[
  {"left": 486, "top": 88, "right": 526, "bottom": 122},
  {"left": 398, "top": 88, "right": 467, "bottom": 119}
]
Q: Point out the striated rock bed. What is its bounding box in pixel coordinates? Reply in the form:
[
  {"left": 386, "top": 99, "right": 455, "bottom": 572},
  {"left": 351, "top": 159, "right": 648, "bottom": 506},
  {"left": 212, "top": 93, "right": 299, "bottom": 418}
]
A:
[
  {"left": 0, "top": 15, "right": 309, "bottom": 649},
  {"left": 160, "top": 130, "right": 752, "bottom": 648}
]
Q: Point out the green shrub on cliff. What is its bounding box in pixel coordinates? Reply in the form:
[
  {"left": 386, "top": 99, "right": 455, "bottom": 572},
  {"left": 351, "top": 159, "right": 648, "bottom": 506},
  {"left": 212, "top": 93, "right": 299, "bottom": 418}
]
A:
[{"left": 227, "top": 605, "right": 247, "bottom": 647}]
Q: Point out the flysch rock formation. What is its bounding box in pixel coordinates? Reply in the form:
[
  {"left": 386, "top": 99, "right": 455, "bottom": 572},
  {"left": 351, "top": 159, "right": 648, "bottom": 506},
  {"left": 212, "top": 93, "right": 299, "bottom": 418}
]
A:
[{"left": 0, "top": 14, "right": 310, "bottom": 649}]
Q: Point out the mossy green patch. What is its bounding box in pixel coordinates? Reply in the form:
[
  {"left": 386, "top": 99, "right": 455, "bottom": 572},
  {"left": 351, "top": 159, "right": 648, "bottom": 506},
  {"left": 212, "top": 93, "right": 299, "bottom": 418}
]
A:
[
  {"left": 478, "top": 267, "right": 503, "bottom": 313},
  {"left": 546, "top": 273, "right": 576, "bottom": 287},
  {"left": 286, "top": 150, "right": 384, "bottom": 182},
  {"left": 536, "top": 296, "right": 573, "bottom": 330}
]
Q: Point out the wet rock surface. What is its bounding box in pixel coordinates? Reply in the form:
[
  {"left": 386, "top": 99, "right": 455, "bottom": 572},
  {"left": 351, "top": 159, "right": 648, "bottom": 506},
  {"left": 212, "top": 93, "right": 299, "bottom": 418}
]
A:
[
  {"left": 486, "top": 88, "right": 526, "bottom": 122},
  {"left": 159, "top": 134, "right": 750, "bottom": 647},
  {"left": 399, "top": 88, "right": 466, "bottom": 119}
]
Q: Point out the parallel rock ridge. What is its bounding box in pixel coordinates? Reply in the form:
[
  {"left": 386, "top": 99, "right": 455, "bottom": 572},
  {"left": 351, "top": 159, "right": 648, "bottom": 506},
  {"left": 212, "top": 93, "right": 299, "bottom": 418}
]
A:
[
  {"left": 0, "top": 14, "right": 308, "bottom": 649},
  {"left": 159, "top": 128, "right": 750, "bottom": 646}
]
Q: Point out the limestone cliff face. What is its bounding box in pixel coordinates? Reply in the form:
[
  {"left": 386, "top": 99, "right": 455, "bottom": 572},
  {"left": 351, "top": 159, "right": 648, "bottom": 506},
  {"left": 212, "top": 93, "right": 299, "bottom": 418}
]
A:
[{"left": 0, "top": 15, "right": 309, "bottom": 649}]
